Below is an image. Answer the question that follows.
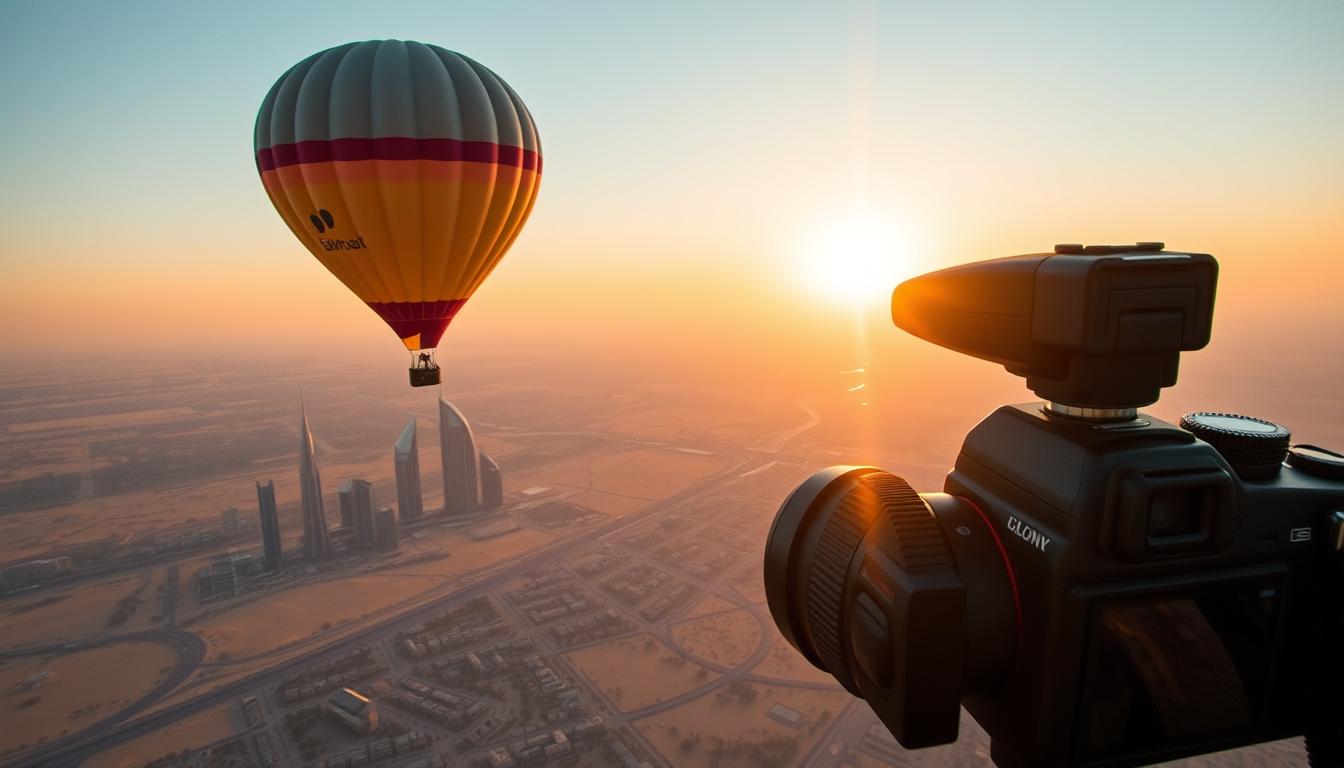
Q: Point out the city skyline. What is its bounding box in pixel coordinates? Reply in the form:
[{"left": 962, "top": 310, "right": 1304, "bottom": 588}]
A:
[{"left": 247, "top": 398, "right": 506, "bottom": 570}]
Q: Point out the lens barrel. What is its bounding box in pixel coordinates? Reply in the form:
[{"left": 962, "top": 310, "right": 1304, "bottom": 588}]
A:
[{"left": 764, "top": 466, "right": 1019, "bottom": 748}]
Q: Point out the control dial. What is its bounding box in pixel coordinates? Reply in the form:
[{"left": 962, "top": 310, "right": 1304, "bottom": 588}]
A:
[{"left": 1179, "top": 412, "right": 1291, "bottom": 479}]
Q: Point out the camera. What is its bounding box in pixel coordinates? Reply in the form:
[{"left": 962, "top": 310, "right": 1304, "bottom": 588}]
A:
[{"left": 764, "top": 243, "right": 1344, "bottom": 767}]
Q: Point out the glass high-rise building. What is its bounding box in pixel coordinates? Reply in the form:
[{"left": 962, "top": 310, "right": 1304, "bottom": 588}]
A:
[
  {"left": 480, "top": 451, "right": 503, "bottom": 510},
  {"left": 349, "top": 479, "right": 376, "bottom": 549},
  {"left": 256, "top": 480, "right": 282, "bottom": 570},
  {"left": 438, "top": 397, "right": 480, "bottom": 517},
  {"left": 375, "top": 507, "right": 399, "bottom": 552},
  {"left": 337, "top": 480, "right": 356, "bottom": 529},
  {"left": 298, "top": 398, "right": 331, "bottom": 558},
  {"left": 394, "top": 419, "right": 424, "bottom": 522}
]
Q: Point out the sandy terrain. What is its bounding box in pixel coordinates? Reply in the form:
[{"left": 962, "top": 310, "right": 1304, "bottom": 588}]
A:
[
  {"left": 171, "top": 552, "right": 222, "bottom": 624},
  {"left": 523, "top": 448, "right": 726, "bottom": 503},
  {"left": 596, "top": 394, "right": 792, "bottom": 449},
  {"left": 418, "top": 526, "right": 558, "bottom": 571},
  {"left": 0, "top": 573, "right": 154, "bottom": 649},
  {"left": 0, "top": 641, "right": 178, "bottom": 757},
  {"left": 636, "top": 685, "right": 851, "bottom": 768},
  {"left": 548, "top": 490, "right": 648, "bottom": 517},
  {"left": 671, "top": 609, "right": 762, "bottom": 668},
  {"left": 566, "top": 633, "right": 718, "bottom": 712},
  {"left": 680, "top": 593, "right": 740, "bottom": 620},
  {"left": 6, "top": 408, "right": 197, "bottom": 435},
  {"left": 187, "top": 525, "right": 555, "bottom": 661},
  {"left": 730, "top": 575, "right": 768, "bottom": 606},
  {"left": 0, "top": 470, "right": 289, "bottom": 563},
  {"left": 90, "top": 705, "right": 235, "bottom": 767},
  {"left": 750, "top": 627, "right": 835, "bottom": 685},
  {"left": 191, "top": 573, "right": 439, "bottom": 661}
]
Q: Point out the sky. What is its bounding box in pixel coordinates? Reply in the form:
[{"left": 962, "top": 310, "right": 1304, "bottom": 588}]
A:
[{"left": 2, "top": 1, "right": 1342, "bottom": 397}]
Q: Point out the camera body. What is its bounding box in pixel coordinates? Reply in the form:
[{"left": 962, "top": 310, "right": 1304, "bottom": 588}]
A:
[
  {"left": 943, "top": 403, "right": 1338, "bottom": 766},
  {"left": 764, "top": 244, "right": 1344, "bottom": 767}
]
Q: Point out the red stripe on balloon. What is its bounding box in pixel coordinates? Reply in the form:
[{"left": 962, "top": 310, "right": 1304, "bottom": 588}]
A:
[
  {"left": 257, "top": 138, "right": 541, "bottom": 174},
  {"left": 366, "top": 298, "right": 469, "bottom": 350}
]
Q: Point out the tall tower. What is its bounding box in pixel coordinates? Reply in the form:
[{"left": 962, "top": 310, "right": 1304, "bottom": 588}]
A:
[
  {"left": 350, "top": 479, "right": 376, "bottom": 549},
  {"left": 298, "top": 397, "right": 331, "bottom": 558},
  {"left": 375, "top": 507, "right": 399, "bottom": 552},
  {"left": 337, "top": 480, "right": 356, "bottom": 529},
  {"left": 256, "top": 480, "right": 282, "bottom": 570},
  {"left": 438, "top": 397, "right": 480, "bottom": 517},
  {"left": 394, "top": 419, "right": 424, "bottom": 522},
  {"left": 479, "top": 451, "right": 503, "bottom": 510}
]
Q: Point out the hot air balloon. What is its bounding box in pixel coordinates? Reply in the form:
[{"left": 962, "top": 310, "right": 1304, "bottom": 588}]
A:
[{"left": 254, "top": 41, "right": 542, "bottom": 387}]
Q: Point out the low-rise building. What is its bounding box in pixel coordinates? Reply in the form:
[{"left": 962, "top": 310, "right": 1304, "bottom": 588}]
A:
[{"left": 325, "top": 687, "right": 379, "bottom": 733}]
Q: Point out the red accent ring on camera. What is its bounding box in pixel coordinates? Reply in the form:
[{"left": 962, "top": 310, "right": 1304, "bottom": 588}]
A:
[{"left": 959, "top": 495, "right": 1024, "bottom": 663}]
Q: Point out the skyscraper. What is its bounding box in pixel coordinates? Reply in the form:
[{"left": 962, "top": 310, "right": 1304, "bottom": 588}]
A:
[
  {"left": 337, "top": 480, "right": 356, "bottom": 529},
  {"left": 299, "top": 398, "right": 331, "bottom": 559},
  {"left": 480, "top": 451, "right": 503, "bottom": 510},
  {"left": 439, "top": 397, "right": 480, "bottom": 517},
  {"left": 394, "top": 419, "right": 424, "bottom": 522},
  {"left": 256, "top": 480, "right": 282, "bottom": 570},
  {"left": 375, "top": 507, "right": 399, "bottom": 553},
  {"left": 349, "top": 479, "right": 376, "bottom": 549}
]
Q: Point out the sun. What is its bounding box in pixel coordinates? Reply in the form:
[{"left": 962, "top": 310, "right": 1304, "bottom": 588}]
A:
[{"left": 795, "top": 209, "right": 918, "bottom": 306}]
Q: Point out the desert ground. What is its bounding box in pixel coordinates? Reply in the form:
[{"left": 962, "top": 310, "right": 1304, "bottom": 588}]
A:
[
  {"left": 532, "top": 448, "right": 727, "bottom": 501},
  {"left": 0, "top": 641, "right": 177, "bottom": 757},
  {"left": 670, "top": 608, "right": 763, "bottom": 668},
  {"left": 751, "top": 627, "right": 835, "bottom": 685},
  {"left": 636, "top": 684, "right": 852, "bottom": 768},
  {"left": 730, "top": 574, "right": 769, "bottom": 606},
  {"left": 566, "top": 632, "right": 719, "bottom": 711},
  {"left": 89, "top": 705, "right": 235, "bottom": 768},
  {"left": 0, "top": 572, "right": 159, "bottom": 649},
  {"left": 679, "top": 593, "right": 740, "bottom": 620},
  {"left": 187, "top": 526, "right": 554, "bottom": 663}
]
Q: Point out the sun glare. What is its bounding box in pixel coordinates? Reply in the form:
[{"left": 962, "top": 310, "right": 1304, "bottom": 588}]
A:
[{"left": 796, "top": 209, "right": 918, "bottom": 306}]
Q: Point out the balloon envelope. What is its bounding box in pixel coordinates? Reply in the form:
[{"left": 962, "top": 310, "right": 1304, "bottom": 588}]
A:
[{"left": 254, "top": 40, "right": 541, "bottom": 350}]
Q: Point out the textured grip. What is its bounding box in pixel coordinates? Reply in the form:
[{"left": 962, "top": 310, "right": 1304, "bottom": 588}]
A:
[
  {"left": 804, "top": 472, "right": 954, "bottom": 688},
  {"left": 865, "top": 473, "right": 955, "bottom": 574},
  {"left": 805, "top": 480, "right": 873, "bottom": 688}
]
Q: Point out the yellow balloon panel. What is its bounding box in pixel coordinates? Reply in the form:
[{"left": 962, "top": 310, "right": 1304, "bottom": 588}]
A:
[{"left": 259, "top": 161, "right": 539, "bottom": 305}]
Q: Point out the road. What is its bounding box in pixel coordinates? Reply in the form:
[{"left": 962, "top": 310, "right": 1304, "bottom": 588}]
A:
[{"left": 10, "top": 456, "right": 754, "bottom": 768}]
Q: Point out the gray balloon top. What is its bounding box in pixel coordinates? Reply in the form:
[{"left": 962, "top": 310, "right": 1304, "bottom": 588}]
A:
[{"left": 255, "top": 40, "right": 540, "bottom": 156}]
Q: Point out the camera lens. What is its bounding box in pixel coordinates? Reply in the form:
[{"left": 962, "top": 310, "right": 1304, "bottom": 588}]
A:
[{"left": 763, "top": 466, "right": 1020, "bottom": 748}]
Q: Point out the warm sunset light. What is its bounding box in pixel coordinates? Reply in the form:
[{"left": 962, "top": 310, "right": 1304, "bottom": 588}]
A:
[
  {"left": 1, "top": 4, "right": 1340, "bottom": 767},
  {"left": 796, "top": 209, "right": 920, "bottom": 306}
]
